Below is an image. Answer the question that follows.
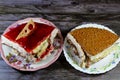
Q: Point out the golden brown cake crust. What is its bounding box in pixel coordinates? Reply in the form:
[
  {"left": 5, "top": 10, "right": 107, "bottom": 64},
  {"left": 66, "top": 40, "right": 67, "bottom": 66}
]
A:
[{"left": 70, "top": 27, "right": 119, "bottom": 56}]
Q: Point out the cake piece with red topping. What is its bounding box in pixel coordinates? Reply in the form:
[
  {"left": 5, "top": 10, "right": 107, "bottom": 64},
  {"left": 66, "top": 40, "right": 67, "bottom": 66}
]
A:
[{"left": 1, "top": 19, "right": 60, "bottom": 61}]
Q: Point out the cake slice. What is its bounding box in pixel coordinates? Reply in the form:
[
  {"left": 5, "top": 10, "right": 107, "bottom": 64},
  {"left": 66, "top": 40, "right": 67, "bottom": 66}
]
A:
[
  {"left": 1, "top": 19, "right": 60, "bottom": 61},
  {"left": 66, "top": 25, "right": 119, "bottom": 68}
]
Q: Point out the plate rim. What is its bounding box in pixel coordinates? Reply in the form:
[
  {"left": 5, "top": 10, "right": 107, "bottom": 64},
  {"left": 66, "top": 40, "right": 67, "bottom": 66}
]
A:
[{"left": 63, "top": 23, "right": 120, "bottom": 74}]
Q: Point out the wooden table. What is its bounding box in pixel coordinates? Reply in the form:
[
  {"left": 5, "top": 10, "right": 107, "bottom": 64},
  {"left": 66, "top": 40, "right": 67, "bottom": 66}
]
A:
[{"left": 0, "top": 0, "right": 120, "bottom": 80}]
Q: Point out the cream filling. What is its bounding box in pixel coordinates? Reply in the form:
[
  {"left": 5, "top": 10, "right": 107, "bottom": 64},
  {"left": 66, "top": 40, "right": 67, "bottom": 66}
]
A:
[
  {"left": 66, "top": 34, "right": 86, "bottom": 66},
  {"left": 90, "top": 38, "right": 120, "bottom": 63},
  {"left": 67, "top": 34, "right": 85, "bottom": 60},
  {"left": 1, "top": 35, "right": 27, "bottom": 54},
  {"left": 66, "top": 34, "right": 120, "bottom": 68},
  {"left": 66, "top": 23, "right": 120, "bottom": 68},
  {"left": 33, "top": 28, "right": 59, "bottom": 58},
  {"left": 1, "top": 28, "right": 59, "bottom": 59},
  {"left": 50, "top": 28, "right": 58, "bottom": 44},
  {"left": 33, "top": 38, "right": 49, "bottom": 58}
]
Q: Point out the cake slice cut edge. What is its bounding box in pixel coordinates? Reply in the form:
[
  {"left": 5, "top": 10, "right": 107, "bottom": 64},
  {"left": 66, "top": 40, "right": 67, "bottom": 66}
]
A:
[
  {"left": 1, "top": 18, "right": 62, "bottom": 63},
  {"left": 1, "top": 28, "right": 59, "bottom": 59},
  {"left": 65, "top": 26, "right": 119, "bottom": 68}
]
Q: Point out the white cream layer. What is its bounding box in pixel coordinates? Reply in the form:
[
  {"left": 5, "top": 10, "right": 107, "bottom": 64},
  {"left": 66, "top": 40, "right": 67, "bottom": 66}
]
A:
[
  {"left": 1, "top": 28, "right": 58, "bottom": 57},
  {"left": 66, "top": 23, "right": 119, "bottom": 67}
]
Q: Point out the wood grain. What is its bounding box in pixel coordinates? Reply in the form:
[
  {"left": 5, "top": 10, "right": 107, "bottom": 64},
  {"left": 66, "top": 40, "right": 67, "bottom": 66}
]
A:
[
  {"left": 0, "top": 0, "right": 120, "bottom": 14},
  {"left": 0, "top": 0, "right": 120, "bottom": 5},
  {"left": 0, "top": 55, "right": 120, "bottom": 80},
  {"left": 0, "top": 20, "right": 120, "bottom": 36},
  {"left": 0, "top": 0, "right": 120, "bottom": 80},
  {"left": 0, "top": 3, "right": 120, "bottom": 14},
  {"left": 0, "top": 14, "right": 120, "bottom": 21}
]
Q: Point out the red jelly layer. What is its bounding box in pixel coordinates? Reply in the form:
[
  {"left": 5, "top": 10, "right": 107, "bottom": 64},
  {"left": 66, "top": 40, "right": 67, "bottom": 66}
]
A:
[{"left": 4, "top": 22, "right": 55, "bottom": 53}]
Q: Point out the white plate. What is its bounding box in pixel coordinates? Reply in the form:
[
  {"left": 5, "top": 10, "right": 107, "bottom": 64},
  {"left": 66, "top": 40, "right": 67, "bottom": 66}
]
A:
[{"left": 63, "top": 23, "right": 120, "bottom": 74}]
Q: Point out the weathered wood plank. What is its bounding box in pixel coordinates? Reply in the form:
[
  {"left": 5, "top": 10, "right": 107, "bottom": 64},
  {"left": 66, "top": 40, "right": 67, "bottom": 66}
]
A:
[
  {"left": 0, "top": 14, "right": 120, "bottom": 21},
  {"left": 0, "top": 22, "right": 120, "bottom": 79},
  {"left": 0, "top": 3, "right": 120, "bottom": 14},
  {"left": 0, "top": 1, "right": 120, "bottom": 80},
  {"left": 0, "top": 20, "right": 120, "bottom": 36},
  {"left": 0, "top": 21, "right": 15, "bottom": 35},
  {"left": 0, "top": 58, "right": 120, "bottom": 80},
  {"left": 0, "top": 0, "right": 120, "bottom": 6}
]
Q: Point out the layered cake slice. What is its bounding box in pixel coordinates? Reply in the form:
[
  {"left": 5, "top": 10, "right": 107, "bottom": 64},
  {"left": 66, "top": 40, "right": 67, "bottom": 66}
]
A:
[
  {"left": 66, "top": 25, "right": 119, "bottom": 68},
  {"left": 1, "top": 19, "right": 60, "bottom": 62}
]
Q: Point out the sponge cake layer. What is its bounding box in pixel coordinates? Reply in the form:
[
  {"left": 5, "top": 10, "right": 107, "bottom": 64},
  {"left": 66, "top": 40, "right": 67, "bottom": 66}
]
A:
[{"left": 70, "top": 27, "right": 119, "bottom": 56}]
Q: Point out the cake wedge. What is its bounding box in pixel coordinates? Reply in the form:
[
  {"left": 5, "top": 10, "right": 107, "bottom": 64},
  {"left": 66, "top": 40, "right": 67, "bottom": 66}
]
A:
[
  {"left": 1, "top": 19, "right": 61, "bottom": 62},
  {"left": 65, "top": 24, "right": 120, "bottom": 68}
]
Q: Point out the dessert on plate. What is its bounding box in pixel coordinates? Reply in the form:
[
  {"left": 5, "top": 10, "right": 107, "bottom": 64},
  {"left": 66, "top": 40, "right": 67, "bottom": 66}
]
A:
[
  {"left": 0, "top": 18, "right": 63, "bottom": 71},
  {"left": 64, "top": 23, "right": 120, "bottom": 69}
]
